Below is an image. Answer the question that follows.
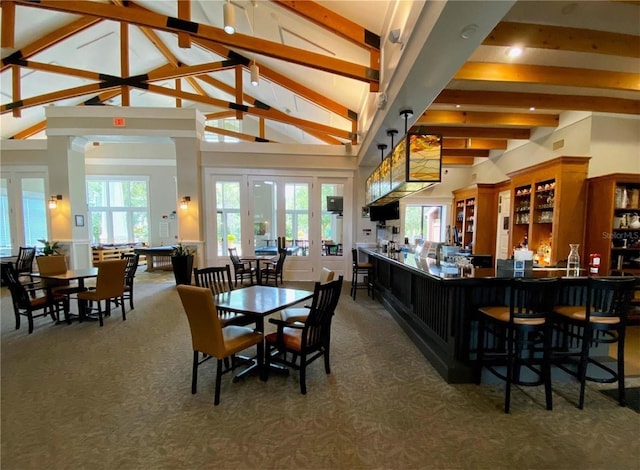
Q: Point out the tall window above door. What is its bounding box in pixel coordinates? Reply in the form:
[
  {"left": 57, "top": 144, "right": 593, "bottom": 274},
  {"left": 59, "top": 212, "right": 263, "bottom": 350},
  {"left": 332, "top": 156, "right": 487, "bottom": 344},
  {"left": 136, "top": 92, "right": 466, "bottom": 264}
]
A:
[
  {"left": 87, "top": 177, "right": 149, "bottom": 245},
  {"left": 285, "top": 183, "right": 309, "bottom": 256}
]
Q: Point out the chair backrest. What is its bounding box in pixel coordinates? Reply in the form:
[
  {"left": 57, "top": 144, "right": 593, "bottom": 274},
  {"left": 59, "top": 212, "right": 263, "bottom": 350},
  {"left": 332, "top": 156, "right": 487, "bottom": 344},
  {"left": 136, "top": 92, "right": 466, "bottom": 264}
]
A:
[
  {"left": 228, "top": 248, "right": 242, "bottom": 268},
  {"left": 587, "top": 277, "right": 636, "bottom": 321},
  {"left": 509, "top": 278, "right": 559, "bottom": 322},
  {"left": 177, "top": 285, "right": 225, "bottom": 358},
  {"left": 319, "top": 267, "right": 335, "bottom": 284},
  {"left": 351, "top": 248, "right": 359, "bottom": 266},
  {"left": 274, "top": 249, "right": 287, "bottom": 274},
  {"left": 302, "top": 276, "right": 344, "bottom": 348},
  {"left": 36, "top": 255, "right": 70, "bottom": 288},
  {"left": 121, "top": 253, "right": 140, "bottom": 285},
  {"left": 194, "top": 265, "right": 234, "bottom": 295},
  {"left": 94, "top": 260, "right": 127, "bottom": 298},
  {"left": 4, "top": 263, "right": 32, "bottom": 310},
  {"left": 16, "top": 246, "right": 36, "bottom": 274}
]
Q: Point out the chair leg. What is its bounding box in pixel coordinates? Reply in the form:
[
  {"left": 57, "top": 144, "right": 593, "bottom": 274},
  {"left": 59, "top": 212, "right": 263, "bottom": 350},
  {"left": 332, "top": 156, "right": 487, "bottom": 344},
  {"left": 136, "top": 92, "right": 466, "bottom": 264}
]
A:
[
  {"left": 617, "top": 326, "right": 626, "bottom": 407},
  {"left": 300, "top": 354, "right": 307, "bottom": 395},
  {"left": 324, "top": 344, "right": 331, "bottom": 374},
  {"left": 98, "top": 302, "right": 104, "bottom": 327},
  {"left": 120, "top": 296, "right": 126, "bottom": 321},
  {"left": 214, "top": 359, "right": 223, "bottom": 405},
  {"left": 129, "top": 292, "right": 134, "bottom": 310},
  {"left": 191, "top": 350, "right": 198, "bottom": 394},
  {"left": 577, "top": 326, "right": 591, "bottom": 410},
  {"left": 543, "top": 326, "right": 553, "bottom": 411},
  {"left": 504, "top": 327, "right": 514, "bottom": 414},
  {"left": 27, "top": 311, "right": 34, "bottom": 334},
  {"left": 14, "top": 309, "right": 20, "bottom": 330}
]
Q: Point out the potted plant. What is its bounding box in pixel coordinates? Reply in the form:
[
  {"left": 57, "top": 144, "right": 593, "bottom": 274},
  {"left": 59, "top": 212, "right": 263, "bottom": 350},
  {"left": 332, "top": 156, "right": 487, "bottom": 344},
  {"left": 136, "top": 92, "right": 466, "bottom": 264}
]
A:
[
  {"left": 171, "top": 242, "right": 195, "bottom": 285},
  {"left": 37, "top": 239, "right": 62, "bottom": 256}
]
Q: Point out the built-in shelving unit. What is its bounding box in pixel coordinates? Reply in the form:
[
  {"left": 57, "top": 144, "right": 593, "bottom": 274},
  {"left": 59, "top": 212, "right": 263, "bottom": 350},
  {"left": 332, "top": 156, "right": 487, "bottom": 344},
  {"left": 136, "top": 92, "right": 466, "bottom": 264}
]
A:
[{"left": 452, "top": 184, "right": 496, "bottom": 257}]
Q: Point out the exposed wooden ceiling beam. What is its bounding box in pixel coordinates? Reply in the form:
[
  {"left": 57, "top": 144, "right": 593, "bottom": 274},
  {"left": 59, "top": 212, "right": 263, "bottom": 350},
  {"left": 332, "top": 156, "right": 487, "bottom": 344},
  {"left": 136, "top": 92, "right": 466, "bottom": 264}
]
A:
[
  {"left": 272, "top": 0, "right": 380, "bottom": 51},
  {"left": 442, "top": 156, "right": 476, "bottom": 166},
  {"left": 484, "top": 21, "right": 640, "bottom": 58},
  {"left": 455, "top": 62, "right": 639, "bottom": 92},
  {"left": 418, "top": 110, "right": 559, "bottom": 127},
  {"left": 120, "top": 21, "right": 130, "bottom": 106},
  {"left": 441, "top": 148, "right": 490, "bottom": 158},
  {"left": 1, "top": 83, "right": 115, "bottom": 114},
  {"left": 0, "top": 16, "right": 102, "bottom": 73},
  {"left": 1, "top": 0, "right": 16, "bottom": 48},
  {"left": 204, "top": 125, "right": 276, "bottom": 143},
  {"left": 177, "top": 0, "right": 191, "bottom": 48},
  {"left": 12, "top": 0, "right": 379, "bottom": 85},
  {"left": 442, "top": 138, "right": 507, "bottom": 150},
  {"left": 1, "top": 58, "right": 102, "bottom": 81},
  {"left": 413, "top": 126, "right": 531, "bottom": 140},
  {"left": 435, "top": 89, "right": 640, "bottom": 115},
  {"left": 205, "top": 111, "right": 236, "bottom": 120}
]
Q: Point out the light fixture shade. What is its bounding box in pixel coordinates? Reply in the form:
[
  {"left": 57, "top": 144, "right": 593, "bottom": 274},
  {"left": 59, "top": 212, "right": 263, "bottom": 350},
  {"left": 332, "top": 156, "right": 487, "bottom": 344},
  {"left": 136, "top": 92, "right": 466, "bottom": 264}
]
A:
[
  {"left": 48, "top": 197, "right": 58, "bottom": 209},
  {"left": 180, "top": 196, "right": 191, "bottom": 210},
  {"left": 223, "top": 2, "right": 235, "bottom": 35},
  {"left": 250, "top": 63, "right": 259, "bottom": 86}
]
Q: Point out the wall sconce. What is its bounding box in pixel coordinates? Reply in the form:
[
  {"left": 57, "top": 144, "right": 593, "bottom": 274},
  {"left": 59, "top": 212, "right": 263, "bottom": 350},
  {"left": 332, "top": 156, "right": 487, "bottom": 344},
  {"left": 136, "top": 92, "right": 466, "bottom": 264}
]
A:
[
  {"left": 180, "top": 196, "right": 191, "bottom": 210},
  {"left": 223, "top": 1, "right": 235, "bottom": 34},
  {"left": 48, "top": 194, "right": 62, "bottom": 209}
]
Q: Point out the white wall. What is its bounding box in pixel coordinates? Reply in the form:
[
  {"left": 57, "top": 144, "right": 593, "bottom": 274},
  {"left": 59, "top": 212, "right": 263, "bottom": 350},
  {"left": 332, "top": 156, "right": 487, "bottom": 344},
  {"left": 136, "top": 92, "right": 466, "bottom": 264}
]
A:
[{"left": 589, "top": 114, "right": 640, "bottom": 177}]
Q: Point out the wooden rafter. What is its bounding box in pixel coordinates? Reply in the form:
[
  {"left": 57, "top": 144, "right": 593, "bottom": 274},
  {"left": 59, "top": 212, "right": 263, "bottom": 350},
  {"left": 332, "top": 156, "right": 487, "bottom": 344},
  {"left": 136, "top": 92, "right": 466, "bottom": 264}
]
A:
[
  {"left": 442, "top": 138, "right": 507, "bottom": 150},
  {"left": 413, "top": 126, "right": 531, "bottom": 140},
  {"left": 455, "top": 62, "right": 639, "bottom": 92},
  {"left": 272, "top": 0, "right": 381, "bottom": 51},
  {"left": 0, "top": 16, "right": 102, "bottom": 73},
  {"left": 1, "top": 0, "right": 16, "bottom": 48},
  {"left": 418, "top": 110, "right": 559, "bottom": 127},
  {"left": 441, "top": 148, "right": 490, "bottom": 158},
  {"left": 484, "top": 21, "right": 640, "bottom": 58},
  {"left": 442, "top": 156, "right": 476, "bottom": 166},
  {"left": 120, "top": 21, "right": 130, "bottom": 106},
  {"left": 177, "top": 0, "right": 191, "bottom": 48},
  {"left": 435, "top": 89, "right": 640, "bottom": 115},
  {"left": 11, "top": 0, "right": 379, "bottom": 85},
  {"left": 204, "top": 125, "right": 276, "bottom": 143}
]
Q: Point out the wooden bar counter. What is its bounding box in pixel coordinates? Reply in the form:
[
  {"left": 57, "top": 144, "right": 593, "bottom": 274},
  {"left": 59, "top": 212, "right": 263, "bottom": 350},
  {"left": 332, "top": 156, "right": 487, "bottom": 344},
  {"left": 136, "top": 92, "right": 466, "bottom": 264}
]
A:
[{"left": 359, "top": 247, "right": 587, "bottom": 384}]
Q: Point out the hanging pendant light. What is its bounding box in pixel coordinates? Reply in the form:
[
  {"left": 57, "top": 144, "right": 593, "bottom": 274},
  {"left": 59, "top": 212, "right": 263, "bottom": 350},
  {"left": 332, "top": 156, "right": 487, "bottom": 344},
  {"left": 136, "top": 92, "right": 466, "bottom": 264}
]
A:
[
  {"left": 250, "top": 62, "right": 259, "bottom": 86},
  {"left": 223, "top": 1, "right": 235, "bottom": 35}
]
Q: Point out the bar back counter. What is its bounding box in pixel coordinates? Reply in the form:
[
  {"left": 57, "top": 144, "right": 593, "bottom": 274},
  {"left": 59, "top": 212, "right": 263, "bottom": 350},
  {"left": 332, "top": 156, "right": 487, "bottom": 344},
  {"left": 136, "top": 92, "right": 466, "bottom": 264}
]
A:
[{"left": 360, "top": 247, "right": 595, "bottom": 383}]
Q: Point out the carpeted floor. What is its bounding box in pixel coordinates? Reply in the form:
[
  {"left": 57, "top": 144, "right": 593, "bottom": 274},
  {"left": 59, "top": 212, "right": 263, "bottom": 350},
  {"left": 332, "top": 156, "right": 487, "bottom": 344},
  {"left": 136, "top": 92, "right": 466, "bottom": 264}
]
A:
[
  {"left": 601, "top": 387, "right": 640, "bottom": 414},
  {"left": 2, "top": 269, "right": 639, "bottom": 470}
]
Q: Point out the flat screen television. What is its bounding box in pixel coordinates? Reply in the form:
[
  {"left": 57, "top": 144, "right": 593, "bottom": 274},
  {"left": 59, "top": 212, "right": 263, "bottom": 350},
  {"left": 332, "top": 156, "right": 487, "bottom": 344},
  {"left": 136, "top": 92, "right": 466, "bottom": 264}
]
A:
[
  {"left": 327, "top": 196, "right": 343, "bottom": 213},
  {"left": 369, "top": 201, "right": 400, "bottom": 222}
]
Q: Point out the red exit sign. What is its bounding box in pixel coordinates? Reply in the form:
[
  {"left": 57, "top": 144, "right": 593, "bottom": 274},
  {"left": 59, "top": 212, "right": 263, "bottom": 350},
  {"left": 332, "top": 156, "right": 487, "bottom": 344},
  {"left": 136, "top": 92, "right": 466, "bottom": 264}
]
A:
[{"left": 113, "top": 117, "right": 126, "bottom": 127}]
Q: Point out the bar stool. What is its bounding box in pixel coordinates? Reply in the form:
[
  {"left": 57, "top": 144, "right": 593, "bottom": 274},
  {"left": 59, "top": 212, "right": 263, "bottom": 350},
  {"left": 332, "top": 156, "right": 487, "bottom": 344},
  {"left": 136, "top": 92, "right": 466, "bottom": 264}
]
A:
[
  {"left": 351, "top": 249, "right": 373, "bottom": 300},
  {"left": 553, "top": 277, "right": 636, "bottom": 409},
  {"left": 476, "top": 277, "right": 559, "bottom": 413}
]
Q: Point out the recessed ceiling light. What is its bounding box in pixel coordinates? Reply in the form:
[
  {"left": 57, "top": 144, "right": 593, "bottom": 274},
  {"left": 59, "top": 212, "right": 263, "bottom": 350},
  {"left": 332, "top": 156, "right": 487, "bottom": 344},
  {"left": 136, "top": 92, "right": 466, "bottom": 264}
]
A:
[
  {"left": 529, "top": 107, "right": 536, "bottom": 111},
  {"left": 455, "top": 104, "right": 461, "bottom": 108},
  {"left": 506, "top": 45, "right": 524, "bottom": 58}
]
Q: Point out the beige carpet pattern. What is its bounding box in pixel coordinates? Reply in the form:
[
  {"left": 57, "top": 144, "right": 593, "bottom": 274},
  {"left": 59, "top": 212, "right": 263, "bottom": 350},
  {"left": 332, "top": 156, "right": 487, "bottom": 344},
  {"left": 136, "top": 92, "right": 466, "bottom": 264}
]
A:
[{"left": 2, "top": 271, "right": 639, "bottom": 470}]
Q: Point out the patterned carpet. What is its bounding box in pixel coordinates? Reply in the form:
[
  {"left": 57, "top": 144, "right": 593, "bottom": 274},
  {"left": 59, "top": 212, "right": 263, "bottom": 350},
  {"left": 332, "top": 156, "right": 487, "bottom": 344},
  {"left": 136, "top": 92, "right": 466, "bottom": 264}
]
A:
[{"left": 2, "top": 270, "right": 639, "bottom": 470}]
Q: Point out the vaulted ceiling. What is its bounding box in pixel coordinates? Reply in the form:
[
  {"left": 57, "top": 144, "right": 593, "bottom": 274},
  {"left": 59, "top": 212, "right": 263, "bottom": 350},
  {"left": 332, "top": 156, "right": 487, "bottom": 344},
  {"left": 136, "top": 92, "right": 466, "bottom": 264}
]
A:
[{"left": 1, "top": 0, "right": 639, "bottom": 167}]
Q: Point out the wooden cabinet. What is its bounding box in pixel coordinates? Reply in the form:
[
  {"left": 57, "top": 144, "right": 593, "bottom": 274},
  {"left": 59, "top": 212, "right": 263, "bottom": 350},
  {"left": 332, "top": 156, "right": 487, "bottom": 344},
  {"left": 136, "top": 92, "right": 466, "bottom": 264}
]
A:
[
  {"left": 452, "top": 184, "right": 496, "bottom": 257},
  {"left": 507, "top": 156, "right": 590, "bottom": 266},
  {"left": 585, "top": 173, "right": 640, "bottom": 275}
]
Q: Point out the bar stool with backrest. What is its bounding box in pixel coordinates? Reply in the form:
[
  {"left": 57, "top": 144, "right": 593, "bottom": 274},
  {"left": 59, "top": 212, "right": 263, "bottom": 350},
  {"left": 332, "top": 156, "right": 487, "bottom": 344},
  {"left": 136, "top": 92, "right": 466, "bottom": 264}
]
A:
[
  {"left": 552, "top": 276, "right": 636, "bottom": 409},
  {"left": 476, "top": 277, "right": 559, "bottom": 413},
  {"left": 351, "top": 248, "right": 373, "bottom": 300}
]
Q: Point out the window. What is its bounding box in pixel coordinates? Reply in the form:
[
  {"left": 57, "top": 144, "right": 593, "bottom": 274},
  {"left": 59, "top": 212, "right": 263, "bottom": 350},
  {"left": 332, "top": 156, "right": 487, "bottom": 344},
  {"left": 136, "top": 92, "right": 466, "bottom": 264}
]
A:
[
  {"left": 404, "top": 205, "right": 444, "bottom": 243},
  {"left": 320, "top": 183, "right": 344, "bottom": 256},
  {"left": 285, "top": 183, "right": 309, "bottom": 256},
  {"left": 216, "top": 181, "right": 242, "bottom": 256},
  {"left": 87, "top": 177, "right": 149, "bottom": 245},
  {"left": 205, "top": 119, "right": 241, "bottom": 143}
]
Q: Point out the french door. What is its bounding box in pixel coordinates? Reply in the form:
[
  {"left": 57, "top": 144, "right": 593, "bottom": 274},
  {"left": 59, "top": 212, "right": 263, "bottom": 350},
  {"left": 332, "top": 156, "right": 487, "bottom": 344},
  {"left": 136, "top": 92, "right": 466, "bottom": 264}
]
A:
[
  {"left": 0, "top": 168, "right": 49, "bottom": 256},
  {"left": 206, "top": 172, "right": 351, "bottom": 281}
]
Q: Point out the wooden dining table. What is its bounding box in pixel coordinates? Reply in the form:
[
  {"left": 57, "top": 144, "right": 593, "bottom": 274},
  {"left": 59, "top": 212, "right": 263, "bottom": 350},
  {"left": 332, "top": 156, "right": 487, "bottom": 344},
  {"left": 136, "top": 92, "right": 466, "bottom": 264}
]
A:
[
  {"left": 214, "top": 285, "right": 313, "bottom": 380},
  {"left": 240, "top": 255, "right": 277, "bottom": 285},
  {"left": 31, "top": 268, "right": 99, "bottom": 321}
]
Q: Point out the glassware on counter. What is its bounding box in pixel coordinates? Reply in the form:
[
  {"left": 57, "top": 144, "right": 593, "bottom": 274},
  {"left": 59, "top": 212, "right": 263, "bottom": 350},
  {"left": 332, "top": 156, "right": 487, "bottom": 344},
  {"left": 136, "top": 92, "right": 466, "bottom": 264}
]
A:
[{"left": 566, "top": 244, "right": 580, "bottom": 277}]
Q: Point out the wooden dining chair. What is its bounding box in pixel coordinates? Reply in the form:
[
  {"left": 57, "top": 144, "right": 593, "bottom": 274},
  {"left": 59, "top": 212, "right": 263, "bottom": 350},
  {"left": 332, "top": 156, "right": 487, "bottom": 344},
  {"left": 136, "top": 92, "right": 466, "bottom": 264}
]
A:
[
  {"left": 177, "top": 285, "right": 263, "bottom": 405},
  {"left": 266, "top": 276, "right": 344, "bottom": 394},
  {"left": 193, "top": 265, "right": 255, "bottom": 327},
  {"left": 228, "top": 248, "right": 256, "bottom": 286},
  {"left": 5, "top": 262, "right": 68, "bottom": 334},
  {"left": 280, "top": 268, "right": 335, "bottom": 324},
  {"left": 76, "top": 260, "right": 127, "bottom": 327},
  {"left": 15, "top": 246, "right": 36, "bottom": 282},
  {"left": 260, "top": 248, "right": 287, "bottom": 286},
  {"left": 36, "top": 255, "right": 85, "bottom": 295},
  {"left": 121, "top": 253, "right": 140, "bottom": 310}
]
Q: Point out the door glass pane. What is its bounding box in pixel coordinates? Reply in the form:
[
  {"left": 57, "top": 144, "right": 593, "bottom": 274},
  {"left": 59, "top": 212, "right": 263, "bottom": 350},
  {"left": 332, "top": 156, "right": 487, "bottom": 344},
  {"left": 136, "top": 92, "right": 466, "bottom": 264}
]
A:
[
  {"left": 21, "top": 178, "right": 47, "bottom": 247},
  {"left": 253, "top": 180, "right": 276, "bottom": 255},
  {"left": 285, "top": 182, "right": 308, "bottom": 256},
  {"left": 321, "top": 184, "right": 344, "bottom": 256},
  {"left": 216, "top": 181, "right": 242, "bottom": 256},
  {"left": 0, "top": 178, "right": 10, "bottom": 256}
]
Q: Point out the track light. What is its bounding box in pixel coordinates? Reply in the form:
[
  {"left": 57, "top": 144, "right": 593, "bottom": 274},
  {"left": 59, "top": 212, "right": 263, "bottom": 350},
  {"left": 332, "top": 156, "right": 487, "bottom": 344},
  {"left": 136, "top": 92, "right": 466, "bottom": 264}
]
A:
[
  {"left": 250, "top": 63, "right": 259, "bottom": 86},
  {"left": 223, "top": 1, "right": 235, "bottom": 35}
]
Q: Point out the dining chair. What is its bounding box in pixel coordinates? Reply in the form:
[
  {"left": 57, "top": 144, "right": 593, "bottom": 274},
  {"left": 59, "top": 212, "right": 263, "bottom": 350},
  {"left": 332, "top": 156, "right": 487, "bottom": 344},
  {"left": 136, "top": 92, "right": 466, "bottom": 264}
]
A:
[
  {"left": 120, "top": 253, "right": 140, "bottom": 310},
  {"left": 76, "top": 259, "right": 127, "bottom": 327},
  {"left": 35, "top": 255, "right": 86, "bottom": 296},
  {"left": 5, "top": 262, "right": 68, "bottom": 334},
  {"left": 265, "top": 276, "right": 344, "bottom": 394},
  {"left": 280, "top": 268, "right": 335, "bottom": 324},
  {"left": 552, "top": 277, "right": 636, "bottom": 409},
  {"left": 260, "top": 248, "right": 287, "bottom": 286},
  {"left": 476, "top": 277, "right": 559, "bottom": 413},
  {"left": 177, "top": 285, "right": 263, "bottom": 405},
  {"left": 15, "top": 246, "right": 37, "bottom": 281},
  {"left": 351, "top": 248, "right": 373, "bottom": 300},
  {"left": 193, "top": 265, "right": 255, "bottom": 327},
  {"left": 228, "top": 247, "right": 256, "bottom": 286}
]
